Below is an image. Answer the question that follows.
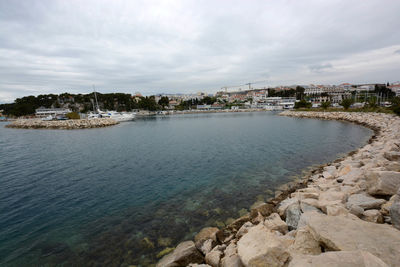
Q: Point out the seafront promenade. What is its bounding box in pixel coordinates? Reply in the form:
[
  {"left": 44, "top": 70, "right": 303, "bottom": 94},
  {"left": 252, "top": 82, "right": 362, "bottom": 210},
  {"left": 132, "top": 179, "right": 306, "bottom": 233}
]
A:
[
  {"left": 157, "top": 111, "right": 400, "bottom": 267},
  {"left": 5, "top": 118, "right": 118, "bottom": 129}
]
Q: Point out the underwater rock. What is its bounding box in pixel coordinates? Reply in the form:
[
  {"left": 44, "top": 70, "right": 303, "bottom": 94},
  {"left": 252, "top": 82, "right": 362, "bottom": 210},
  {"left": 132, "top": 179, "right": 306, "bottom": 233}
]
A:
[
  {"left": 158, "top": 237, "right": 173, "bottom": 247},
  {"left": 157, "top": 241, "right": 204, "bottom": 267},
  {"left": 140, "top": 237, "right": 155, "bottom": 249},
  {"left": 157, "top": 247, "right": 175, "bottom": 258}
]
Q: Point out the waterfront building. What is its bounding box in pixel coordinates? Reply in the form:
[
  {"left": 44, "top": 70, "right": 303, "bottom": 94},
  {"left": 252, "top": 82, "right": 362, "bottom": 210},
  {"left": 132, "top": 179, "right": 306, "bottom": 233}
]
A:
[
  {"left": 35, "top": 107, "right": 72, "bottom": 117},
  {"left": 339, "top": 83, "right": 353, "bottom": 91},
  {"left": 264, "top": 97, "right": 296, "bottom": 109},
  {"left": 196, "top": 104, "right": 212, "bottom": 110},
  {"left": 356, "top": 84, "right": 375, "bottom": 91},
  {"left": 388, "top": 84, "right": 400, "bottom": 96},
  {"left": 304, "top": 85, "right": 324, "bottom": 95},
  {"left": 168, "top": 100, "right": 179, "bottom": 110},
  {"left": 210, "top": 103, "right": 224, "bottom": 110}
]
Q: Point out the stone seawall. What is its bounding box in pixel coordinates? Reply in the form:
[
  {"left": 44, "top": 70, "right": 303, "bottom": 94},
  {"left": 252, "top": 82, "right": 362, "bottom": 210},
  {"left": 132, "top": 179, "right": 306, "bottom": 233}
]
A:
[
  {"left": 5, "top": 118, "right": 118, "bottom": 129},
  {"left": 157, "top": 111, "right": 400, "bottom": 267}
]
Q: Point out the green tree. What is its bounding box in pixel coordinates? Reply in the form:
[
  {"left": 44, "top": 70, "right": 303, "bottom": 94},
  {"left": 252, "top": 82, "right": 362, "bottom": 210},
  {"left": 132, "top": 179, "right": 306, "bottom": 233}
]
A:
[
  {"left": 295, "top": 86, "right": 305, "bottom": 100},
  {"left": 158, "top": 96, "right": 169, "bottom": 109},
  {"left": 321, "top": 101, "right": 331, "bottom": 109},
  {"left": 367, "top": 96, "right": 378, "bottom": 108},
  {"left": 374, "top": 84, "right": 395, "bottom": 99},
  {"left": 200, "top": 96, "right": 216, "bottom": 105},
  {"left": 138, "top": 96, "right": 159, "bottom": 111},
  {"left": 340, "top": 98, "right": 354, "bottom": 110},
  {"left": 391, "top": 97, "right": 400, "bottom": 116},
  {"left": 294, "top": 99, "right": 312, "bottom": 109},
  {"left": 66, "top": 112, "right": 80, "bottom": 119}
]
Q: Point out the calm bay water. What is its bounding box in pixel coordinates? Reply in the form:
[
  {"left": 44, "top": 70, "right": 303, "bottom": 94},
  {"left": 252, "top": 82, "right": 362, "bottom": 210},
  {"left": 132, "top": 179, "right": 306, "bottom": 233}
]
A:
[{"left": 0, "top": 112, "right": 372, "bottom": 266}]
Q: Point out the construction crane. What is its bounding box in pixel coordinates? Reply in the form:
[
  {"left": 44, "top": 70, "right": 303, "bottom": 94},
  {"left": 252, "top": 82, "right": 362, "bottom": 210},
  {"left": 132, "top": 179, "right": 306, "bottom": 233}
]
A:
[
  {"left": 221, "top": 80, "right": 268, "bottom": 93},
  {"left": 246, "top": 80, "right": 269, "bottom": 90}
]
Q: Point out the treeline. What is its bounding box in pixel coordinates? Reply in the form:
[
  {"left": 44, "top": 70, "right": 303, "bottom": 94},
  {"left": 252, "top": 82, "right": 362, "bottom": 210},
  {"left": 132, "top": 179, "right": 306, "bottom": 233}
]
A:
[
  {"left": 268, "top": 86, "right": 305, "bottom": 100},
  {"left": 174, "top": 96, "right": 218, "bottom": 110},
  {"left": 374, "top": 84, "right": 395, "bottom": 98},
  {"left": 0, "top": 93, "right": 166, "bottom": 116}
]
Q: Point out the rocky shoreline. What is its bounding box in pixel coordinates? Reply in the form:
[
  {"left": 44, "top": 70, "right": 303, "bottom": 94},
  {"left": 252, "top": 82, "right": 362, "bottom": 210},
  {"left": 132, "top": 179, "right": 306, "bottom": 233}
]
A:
[
  {"left": 157, "top": 111, "right": 400, "bottom": 267},
  {"left": 5, "top": 118, "right": 118, "bottom": 129}
]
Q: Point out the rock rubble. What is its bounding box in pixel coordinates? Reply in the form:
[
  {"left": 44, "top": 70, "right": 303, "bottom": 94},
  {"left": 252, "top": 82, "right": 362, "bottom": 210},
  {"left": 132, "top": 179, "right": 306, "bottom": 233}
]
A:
[
  {"left": 157, "top": 111, "right": 400, "bottom": 267},
  {"left": 5, "top": 118, "right": 118, "bottom": 129}
]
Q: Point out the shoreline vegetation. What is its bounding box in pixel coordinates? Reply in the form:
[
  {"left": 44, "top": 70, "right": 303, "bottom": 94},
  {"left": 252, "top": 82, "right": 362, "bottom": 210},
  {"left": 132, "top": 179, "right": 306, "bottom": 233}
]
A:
[
  {"left": 157, "top": 111, "right": 400, "bottom": 267},
  {"left": 5, "top": 105, "right": 399, "bottom": 130}
]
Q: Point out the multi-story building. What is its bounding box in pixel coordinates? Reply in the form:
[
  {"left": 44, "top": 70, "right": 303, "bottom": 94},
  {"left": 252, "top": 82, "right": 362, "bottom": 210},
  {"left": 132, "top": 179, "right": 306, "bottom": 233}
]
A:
[
  {"left": 305, "top": 84, "right": 351, "bottom": 103},
  {"left": 304, "top": 85, "right": 324, "bottom": 95},
  {"left": 388, "top": 84, "right": 400, "bottom": 97}
]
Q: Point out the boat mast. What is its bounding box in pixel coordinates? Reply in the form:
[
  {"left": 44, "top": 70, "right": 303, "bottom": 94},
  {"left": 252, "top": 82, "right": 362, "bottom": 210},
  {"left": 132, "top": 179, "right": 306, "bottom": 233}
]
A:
[{"left": 93, "top": 85, "right": 100, "bottom": 112}]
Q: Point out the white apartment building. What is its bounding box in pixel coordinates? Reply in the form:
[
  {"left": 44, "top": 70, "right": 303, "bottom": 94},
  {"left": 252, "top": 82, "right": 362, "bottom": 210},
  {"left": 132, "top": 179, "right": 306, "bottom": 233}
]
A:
[{"left": 35, "top": 107, "right": 72, "bottom": 117}]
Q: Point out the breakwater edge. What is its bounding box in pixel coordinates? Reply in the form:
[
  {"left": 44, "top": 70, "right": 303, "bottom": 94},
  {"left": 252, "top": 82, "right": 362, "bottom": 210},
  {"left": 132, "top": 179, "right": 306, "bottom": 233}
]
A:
[
  {"left": 158, "top": 111, "right": 400, "bottom": 267},
  {"left": 5, "top": 118, "right": 118, "bottom": 129}
]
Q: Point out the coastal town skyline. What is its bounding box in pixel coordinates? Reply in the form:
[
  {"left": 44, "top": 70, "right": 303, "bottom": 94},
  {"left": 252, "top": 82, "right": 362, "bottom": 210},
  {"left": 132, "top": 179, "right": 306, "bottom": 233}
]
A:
[{"left": 1, "top": 0, "right": 400, "bottom": 103}]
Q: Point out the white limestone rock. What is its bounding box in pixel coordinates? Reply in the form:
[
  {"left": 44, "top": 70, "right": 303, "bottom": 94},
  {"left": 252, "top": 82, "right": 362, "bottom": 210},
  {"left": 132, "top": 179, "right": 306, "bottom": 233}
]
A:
[{"left": 237, "top": 224, "right": 290, "bottom": 267}]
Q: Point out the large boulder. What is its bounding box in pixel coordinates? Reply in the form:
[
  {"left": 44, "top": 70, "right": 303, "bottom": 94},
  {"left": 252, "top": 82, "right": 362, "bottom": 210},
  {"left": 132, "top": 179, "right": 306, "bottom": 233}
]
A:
[
  {"left": 288, "top": 250, "right": 388, "bottom": 267},
  {"left": 326, "top": 204, "right": 348, "bottom": 216},
  {"left": 324, "top": 166, "right": 337, "bottom": 176},
  {"left": 250, "top": 202, "right": 274, "bottom": 218},
  {"left": 195, "top": 227, "right": 219, "bottom": 254},
  {"left": 346, "top": 193, "right": 386, "bottom": 210},
  {"left": 226, "top": 215, "right": 251, "bottom": 232},
  {"left": 340, "top": 168, "right": 364, "bottom": 186},
  {"left": 221, "top": 255, "right": 243, "bottom": 267},
  {"left": 205, "top": 247, "right": 222, "bottom": 267},
  {"left": 198, "top": 239, "right": 214, "bottom": 255},
  {"left": 384, "top": 151, "right": 400, "bottom": 161},
  {"left": 366, "top": 171, "right": 400, "bottom": 196},
  {"left": 290, "top": 227, "right": 321, "bottom": 255},
  {"left": 285, "top": 203, "right": 302, "bottom": 230},
  {"left": 322, "top": 171, "right": 334, "bottom": 179},
  {"left": 384, "top": 162, "right": 400, "bottom": 172},
  {"left": 237, "top": 224, "right": 290, "bottom": 267},
  {"left": 195, "top": 227, "right": 219, "bottom": 243},
  {"left": 264, "top": 213, "right": 288, "bottom": 234},
  {"left": 380, "top": 195, "right": 396, "bottom": 216},
  {"left": 337, "top": 165, "right": 352, "bottom": 176},
  {"left": 362, "top": 209, "right": 384, "bottom": 223},
  {"left": 317, "top": 190, "right": 346, "bottom": 213},
  {"left": 277, "top": 198, "right": 299, "bottom": 218},
  {"left": 237, "top": 222, "right": 254, "bottom": 239},
  {"left": 304, "top": 213, "right": 400, "bottom": 267},
  {"left": 220, "top": 243, "right": 243, "bottom": 267},
  {"left": 390, "top": 189, "right": 400, "bottom": 230},
  {"left": 157, "top": 241, "right": 204, "bottom": 267},
  {"left": 300, "top": 202, "right": 321, "bottom": 214}
]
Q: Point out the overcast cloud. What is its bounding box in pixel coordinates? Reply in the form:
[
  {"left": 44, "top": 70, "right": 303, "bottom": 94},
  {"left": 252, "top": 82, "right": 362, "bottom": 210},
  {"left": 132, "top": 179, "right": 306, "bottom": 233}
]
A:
[{"left": 0, "top": 0, "right": 400, "bottom": 103}]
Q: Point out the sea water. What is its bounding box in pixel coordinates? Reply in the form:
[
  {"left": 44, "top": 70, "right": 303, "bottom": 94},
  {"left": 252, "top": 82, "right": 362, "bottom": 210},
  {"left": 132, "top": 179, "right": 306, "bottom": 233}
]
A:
[{"left": 0, "top": 112, "right": 373, "bottom": 266}]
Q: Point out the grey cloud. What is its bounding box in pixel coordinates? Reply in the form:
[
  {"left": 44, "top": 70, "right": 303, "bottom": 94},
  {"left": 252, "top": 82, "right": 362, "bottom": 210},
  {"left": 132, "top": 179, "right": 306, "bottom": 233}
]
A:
[
  {"left": 1, "top": 0, "right": 400, "bottom": 103},
  {"left": 395, "top": 49, "right": 400, "bottom": 54},
  {"left": 309, "top": 63, "right": 333, "bottom": 73}
]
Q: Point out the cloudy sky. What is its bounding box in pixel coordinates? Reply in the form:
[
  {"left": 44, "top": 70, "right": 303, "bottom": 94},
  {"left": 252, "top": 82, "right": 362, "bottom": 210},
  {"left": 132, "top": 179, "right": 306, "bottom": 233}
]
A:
[{"left": 0, "top": 0, "right": 399, "bottom": 103}]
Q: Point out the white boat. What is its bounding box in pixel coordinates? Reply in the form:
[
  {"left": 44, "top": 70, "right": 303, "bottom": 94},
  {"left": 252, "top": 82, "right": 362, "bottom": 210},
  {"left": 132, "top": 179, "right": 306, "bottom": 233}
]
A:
[
  {"left": 42, "top": 115, "right": 53, "bottom": 121},
  {"left": 87, "top": 112, "right": 101, "bottom": 119},
  {"left": 98, "top": 110, "right": 135, "bottom": 122},
  {"left": 88, "top": 87, "right": 135, "bottom": 122}
]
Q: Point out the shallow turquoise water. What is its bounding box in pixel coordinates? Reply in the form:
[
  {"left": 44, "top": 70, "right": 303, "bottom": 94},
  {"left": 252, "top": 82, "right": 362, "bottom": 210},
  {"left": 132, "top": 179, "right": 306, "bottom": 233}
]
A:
[{"left": 0, "top": 112, "right": 372, "bottom": 266}]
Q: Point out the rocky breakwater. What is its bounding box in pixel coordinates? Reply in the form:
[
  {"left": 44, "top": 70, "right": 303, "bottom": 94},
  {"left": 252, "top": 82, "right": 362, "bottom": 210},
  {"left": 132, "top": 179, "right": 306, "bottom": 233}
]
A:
[
  {"left": 157, "top": 111, "right": 400, "bottom": 267},
  {"left": 5, "top": 118, "right": 118, "bottom": 129}
]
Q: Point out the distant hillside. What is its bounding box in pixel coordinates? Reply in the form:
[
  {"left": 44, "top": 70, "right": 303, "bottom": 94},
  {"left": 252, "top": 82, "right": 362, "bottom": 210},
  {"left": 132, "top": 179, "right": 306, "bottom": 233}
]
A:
[{"left": 0, "top": 93, "right": 159, "bottom": 116}]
